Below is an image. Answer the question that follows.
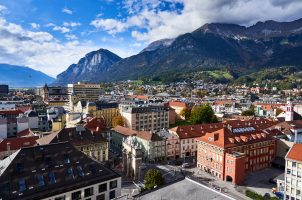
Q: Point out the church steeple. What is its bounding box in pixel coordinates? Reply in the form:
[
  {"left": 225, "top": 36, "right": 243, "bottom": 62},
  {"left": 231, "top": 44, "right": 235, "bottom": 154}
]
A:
[{"left": 285, "top": 95, "right": 294, "bottom": 122}]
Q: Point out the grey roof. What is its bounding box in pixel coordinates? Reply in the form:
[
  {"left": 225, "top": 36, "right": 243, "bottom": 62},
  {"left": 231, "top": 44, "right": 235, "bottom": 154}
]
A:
[
  {"left": 137, "top": 178, "right": 234, "bottom": 200},
  {"left": 0, "top": 142, "right": 120, "bottom": 200}
]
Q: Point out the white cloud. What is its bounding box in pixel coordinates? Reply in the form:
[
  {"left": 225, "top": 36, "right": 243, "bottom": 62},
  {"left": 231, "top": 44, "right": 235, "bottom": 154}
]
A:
[
  {"left": 91, "top": 0, "right": 302, "bottom": 42},
  {"left": 0, "top": 16, "right": 97, "bottom": 77},
  {"left": 53, "top": 26, "right": 70, "bottom": 33},
  {"left": 62, "top": 8, "right": 73, "bottom": 15},
  {"left": 90, "top": 18, "right": 128, "bottom": 35},
  {"left": 0, "top": 5, "right": 7, "bottom": 14},
  {"left": 29, "top": 23, "right": 40, "bottom": 29},
  {"left": 65, "top": 33, "right": 78, "bottom": 40},
  {"left": 63, "top": 22, "right": 81, "bottom": 27}
]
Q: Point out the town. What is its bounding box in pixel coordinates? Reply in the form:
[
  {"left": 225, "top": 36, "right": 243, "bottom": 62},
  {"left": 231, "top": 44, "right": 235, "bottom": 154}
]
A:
[{"left": 0, "top": 80, "right": 301, "bottom": 200}]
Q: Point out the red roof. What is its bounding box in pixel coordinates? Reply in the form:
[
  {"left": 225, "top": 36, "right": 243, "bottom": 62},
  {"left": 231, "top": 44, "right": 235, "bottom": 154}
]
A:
[
  {"left": 196, "top": 127, "right": 275, "bottom": 149},
  {"left": 16, "top": 106, "right": 32, "bottom": 113},
  {"left": 168, "top": 101, "right": 188, "bottom": 108},
  {"left": 286, "top": 143, "right": 302, "bottom": 162},
  {"left": 169, "top": 119, "right": 277, "bottom": 139},
  {"left": 0, "top": 136, "right": 38, "bottom": 152},
  {"left": 128, "top": 95, "right": 149, "bottom": 100},
  {"left": 0, "top": 109, "right": 23, "bottom": 115},
  {"left": 84, "top": 117, "right": 106, "bottom": 133},
  {"left": 16, "top": 128, "right": 34, "bottom": 137}
]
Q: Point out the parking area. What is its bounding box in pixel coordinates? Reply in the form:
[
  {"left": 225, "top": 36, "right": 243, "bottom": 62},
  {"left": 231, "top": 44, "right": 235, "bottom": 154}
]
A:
[{"left": 244, "top": 168, "right": 284, "bottom": 196}]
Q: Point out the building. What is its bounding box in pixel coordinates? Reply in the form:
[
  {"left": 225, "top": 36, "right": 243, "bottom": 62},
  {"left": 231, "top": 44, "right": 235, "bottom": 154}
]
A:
[
  {"left": 119, "top": 103, "right": 169, "bottom": 131},
  {"left": 68, "top": 82, "right": 103, "bottom": 110},
  {"left": 36, "top": 125, "right": 109, "bottom": 162},
  {"left": 78, "top": 101, "right": 119, "bottom": 128},
  {"left": 156, "top": 130, "right": 180, "bottom": 160},
  {"left": 111, "top": 126, "right": 165, "bottom": 162},
  {"left": 0, "top": 85, "right": 9, "bottom": 96},
  {"left": 170, "top": 119, "right": 277, "bottom": 159},
  {"left": 284, "top": 143, "right": 302, "bottom": 200},
  {"left": 0, "top": 142, "right": 121, "bottom": 200},
  {"left": 196, "top": 124, "right": 277, "bottom": 185},
  {"left": 122, "top": 136, "right": 143, "bottom": 180},
  {"left": 0, "top": 136, "right": 38, "bottom": 159},
  {"left": 40, "top": 84, "right": 68, "bottom": 106}
]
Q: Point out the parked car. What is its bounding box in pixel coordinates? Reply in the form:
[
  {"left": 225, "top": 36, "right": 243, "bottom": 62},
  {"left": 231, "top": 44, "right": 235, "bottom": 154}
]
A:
[{"left": 182, "top": 163, "right": 190, "bottom": 168}]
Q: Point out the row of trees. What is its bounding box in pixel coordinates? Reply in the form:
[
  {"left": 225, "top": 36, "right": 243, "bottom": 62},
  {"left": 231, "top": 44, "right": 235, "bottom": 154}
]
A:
[{"left": 180, "top": 104, "right": 218, "bottom": 124}]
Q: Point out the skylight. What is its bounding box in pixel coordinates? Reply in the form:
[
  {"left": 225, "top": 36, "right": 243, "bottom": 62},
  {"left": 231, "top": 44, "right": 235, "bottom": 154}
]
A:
[
  {"left": 36, "top": 174, "right": 45, "bottom": 186},
  {"left": 49, "top": 172, "right": 56, "bottom": 184},
  {"left": 77, "top": 166, "right": 84, "bottom": 177},
  {"left": 67, "top": 167, "right": 75, "bottom": 179},
  {"left": 63, "top": 154, "right": 70, "bottom": 164},
  {"left": 19, "top": 179, "right": 26, "bottom": 192}
]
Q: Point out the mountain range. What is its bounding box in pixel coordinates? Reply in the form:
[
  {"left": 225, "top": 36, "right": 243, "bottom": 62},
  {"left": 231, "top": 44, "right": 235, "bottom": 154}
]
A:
[
  {"left": 0, "top": 19, "right": 302, "bottom": 85},
  {"left": 0, "top": 64, "right": 54, "bottom": 88},
  {"left": 20, "top": 18, "right": 302, "bottom": 85}
]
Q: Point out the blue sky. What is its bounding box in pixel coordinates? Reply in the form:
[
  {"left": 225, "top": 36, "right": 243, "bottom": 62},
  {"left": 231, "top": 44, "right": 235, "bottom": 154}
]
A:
[{"left": 0, "top": 0, "right": 301, "bottom": 77}]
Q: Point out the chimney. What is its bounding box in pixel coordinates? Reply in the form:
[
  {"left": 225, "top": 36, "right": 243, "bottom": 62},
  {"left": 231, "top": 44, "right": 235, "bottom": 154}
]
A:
[
  {"left": 294, "top": 130, "right": 298, "bottom": 143},
  {"left": 6, "top": 142, "right": 11, "bottom": 157}
]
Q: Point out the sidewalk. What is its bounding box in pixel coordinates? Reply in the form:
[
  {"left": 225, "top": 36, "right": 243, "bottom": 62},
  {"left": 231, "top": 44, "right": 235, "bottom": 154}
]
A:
[{"left": 187, "top": 168, "right": 251, "bottom": 200}]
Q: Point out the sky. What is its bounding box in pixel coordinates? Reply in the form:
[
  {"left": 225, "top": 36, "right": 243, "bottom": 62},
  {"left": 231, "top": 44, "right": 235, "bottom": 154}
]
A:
[{"left": 0, "top": 0, "right": 302, "bottom": 78}]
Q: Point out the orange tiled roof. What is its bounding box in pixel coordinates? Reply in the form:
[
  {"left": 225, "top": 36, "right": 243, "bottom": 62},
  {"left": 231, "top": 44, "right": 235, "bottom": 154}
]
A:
[
  {"left": 286, "top": 143, "right": 302, "bottom": 162},
  {"left": 0, "top": 136, "right": 38, "bottom": 152},
  {"left": 168, "top": 101, "right": 188, "bottom": 108}
]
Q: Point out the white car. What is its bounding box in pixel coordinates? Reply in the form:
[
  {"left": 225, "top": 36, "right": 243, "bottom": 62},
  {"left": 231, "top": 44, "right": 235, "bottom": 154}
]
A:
[{"left": 182, "top": 163, "right": 190, "bottom": 168}]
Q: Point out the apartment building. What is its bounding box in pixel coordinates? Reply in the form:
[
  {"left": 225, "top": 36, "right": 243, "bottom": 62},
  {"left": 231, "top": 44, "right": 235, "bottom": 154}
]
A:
[
  {"left": 285, "top": 144, "right": 302, "bottom": 200},
  {"left": 68, "top": 82, "right": 103, "bottom": 103},
  {"left": 0, "top": 142, "right": 121, "bottom": 200},
  {"left": 196, "top": 124, "right": 277, "bottom": 185},
  {"left": 120, "top": 103, "right": 169, "bottom": 131}
]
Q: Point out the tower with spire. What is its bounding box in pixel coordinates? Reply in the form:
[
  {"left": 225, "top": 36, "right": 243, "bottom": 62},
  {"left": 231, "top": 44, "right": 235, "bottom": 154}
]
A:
[{"left": 285, "top": 94, "right": 294, "bottom": 122}]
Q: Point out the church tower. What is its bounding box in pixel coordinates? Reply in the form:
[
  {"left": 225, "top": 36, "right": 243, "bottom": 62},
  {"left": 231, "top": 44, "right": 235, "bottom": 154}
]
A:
[{"left": 285, "top": 95, "right": 294, "bottom": 122}]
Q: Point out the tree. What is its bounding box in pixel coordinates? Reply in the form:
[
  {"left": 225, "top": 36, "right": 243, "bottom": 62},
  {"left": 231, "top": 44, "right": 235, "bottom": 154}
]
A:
[
  {"left": 190, "top": 104, "right": 218, "bottom": 124},
  {"left": 241, "top": 105, "right": 255, "bottom": 116},
  {"left": 180, "top": 107, "right": 191, "bottom": 120},
  {"left": 112, "top": 115, "right": 124, "bottom": 127},
  {"left": 144, "top": 169, "right": 164, "bottom": 190}
]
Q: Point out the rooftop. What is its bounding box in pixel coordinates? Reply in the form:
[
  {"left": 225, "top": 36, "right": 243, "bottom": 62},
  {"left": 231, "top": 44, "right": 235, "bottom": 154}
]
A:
[
  {"left": 0, "top": 142, "right": 120, "bottom": 200},
  {"left": 286, "top": 143, "right": 302, "bottom": 162},
  {"left": 136, "top": 178, "right": 234, "bottom": 200}
]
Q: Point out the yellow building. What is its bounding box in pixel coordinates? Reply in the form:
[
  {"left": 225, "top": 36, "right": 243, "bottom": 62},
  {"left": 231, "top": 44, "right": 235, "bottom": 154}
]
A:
[
  {"left": 51, "top": 114, "right": 66, "bottom": 132},
  {"left": 78, "top": 101, "right": 119, "bottom": 128}
]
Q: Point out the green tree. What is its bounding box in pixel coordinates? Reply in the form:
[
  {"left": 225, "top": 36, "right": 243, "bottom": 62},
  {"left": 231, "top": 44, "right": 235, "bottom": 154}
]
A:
[
  {"left": 112, "top": 115, "right": 124, "bottom": 127},
  {"left": 180, "top": 107, "right": 191, "bottom": 120},
  {"left": 241, "top": 105, "right": 255, "bottom": 116},
  {"left": 144, "top": 169, "right": 165, "bottom": 190},
  {"left": 190, "top": 104, "right": 218, "bottom": 124}
]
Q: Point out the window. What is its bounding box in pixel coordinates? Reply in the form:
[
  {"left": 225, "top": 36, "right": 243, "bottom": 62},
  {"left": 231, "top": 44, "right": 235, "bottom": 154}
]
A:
[
  {"left": 36, "top": 174, "right": 45, "bottom": 186},
  {"left": 19, "top": 179, "right": 26, "bottom": 192},
  {"left": 63, "top": 154, "right": 70, "bottom": 164},
  {"left": 84, "top": 187, "right": 94, "bottom": 197},
  {"left": 96, "top": 194, "right": 105, "bottom": 200},
  {"left": 54, "top": 196, "right": 66, "bottom": 200},
  {"left": 110, "top": 180, "right": 117, "bottom": 189},
  {"left": 109, "top": 190, "right": 116, "bottom": 199},
  {"left": 68, "top": 167, "right": 75, "bottom": 179},
  {"left": 49, "top": 172, "right": 56, "bottom": 184},
  {"left": 71, "top": 191, "right": 81, "bottom": 200},
  {"left": 77, "top": 166, "right": 84, "bottom": 177},
  {"left": 99, "top": 183, "right": 107, "bottom": 193}
]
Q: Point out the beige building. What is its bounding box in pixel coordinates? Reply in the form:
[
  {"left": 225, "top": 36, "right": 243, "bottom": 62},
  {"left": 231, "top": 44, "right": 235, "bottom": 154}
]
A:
[
  {"left": 37, "top": 125, "right": 109, "bottom": 162},
  {"left": 119, "top": 103, "right": 169, "bottom": 131},
  {"left": 68, "top": 82, "right": 103, "bottom": 111}
]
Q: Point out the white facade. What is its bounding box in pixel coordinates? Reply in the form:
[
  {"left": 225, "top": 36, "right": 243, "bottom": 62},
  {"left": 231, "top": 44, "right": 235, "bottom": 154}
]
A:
[
  {"left": 42, "top": 177, "right": 121, "bottom": 200},
  {"left": 0, "top": 103, "right": 15, "bottom": 110},
  {"left": 284, "top": 160, "right": 302, "bottom": 200},
  {"left": 17, "top": 117, "right": 29, "bottom": 133},
  {"left": 28, "top": 116, "right": 39, "bottom": 129}
]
